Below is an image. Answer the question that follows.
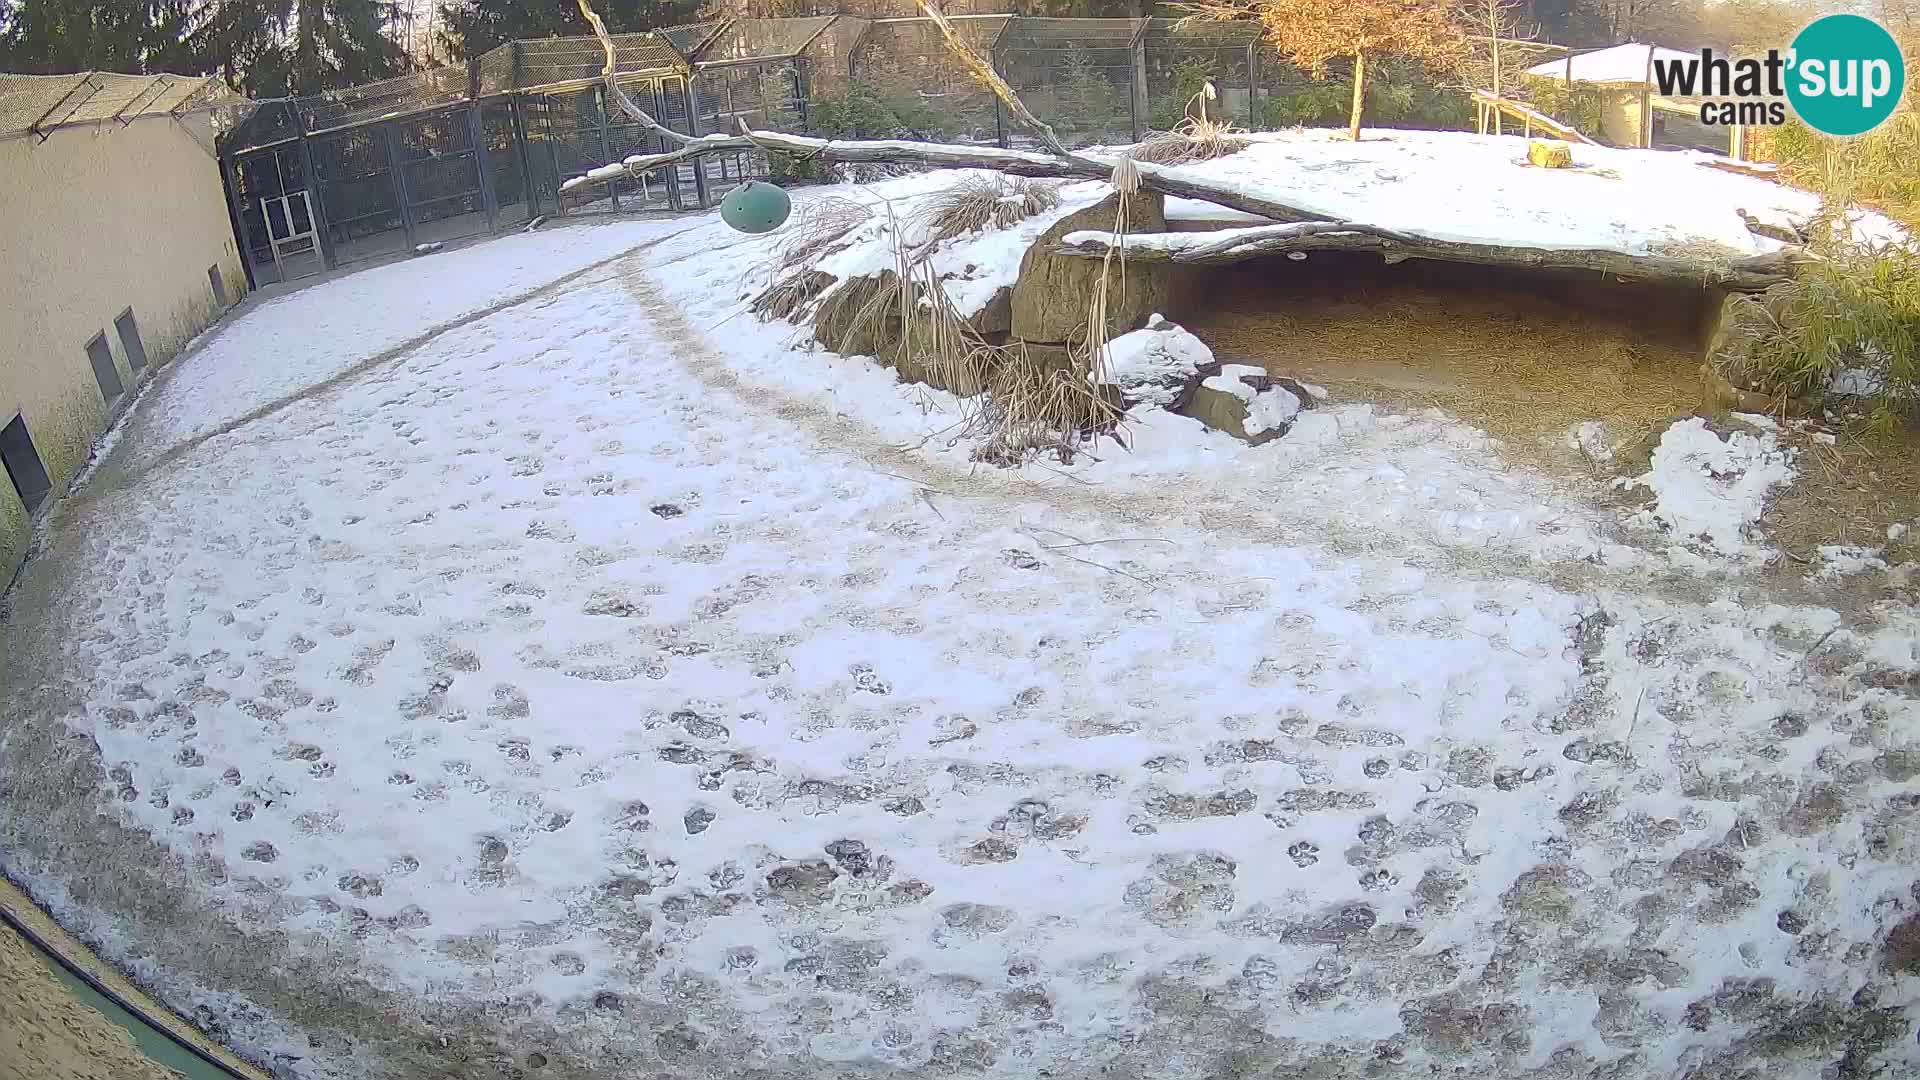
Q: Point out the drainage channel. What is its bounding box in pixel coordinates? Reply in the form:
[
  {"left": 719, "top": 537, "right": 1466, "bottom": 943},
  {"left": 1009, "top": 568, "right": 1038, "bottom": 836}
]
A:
[{"left": 1, "top": 876, "right": 269, "bottom": 1080}]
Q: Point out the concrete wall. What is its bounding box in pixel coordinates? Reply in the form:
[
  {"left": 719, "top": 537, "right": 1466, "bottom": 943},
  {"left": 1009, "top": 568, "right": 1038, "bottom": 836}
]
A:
[{"left": 0, "top": 113, "right": 245, "bottom": 581}]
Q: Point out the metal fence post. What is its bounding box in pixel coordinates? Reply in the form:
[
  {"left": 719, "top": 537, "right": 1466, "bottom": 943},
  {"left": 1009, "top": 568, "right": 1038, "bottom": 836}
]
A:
[
  {"left": 546, "top": 97, "right": 567, "bottom": 216},
  {"left": 597, "top": 85, "right": 621, "bottom": 211},
  {"left": 994, "top": 97, "right": 1007, "bottom": 148},
  {"left": 510, "top": 97, "right": 538, "bottom": 218},
  {"left": 1131, "top": 18, "right": 1150, "bottom": 141},
  {"left": 297, "top": 132, "right": 336, "bottom": 270},
  {"left": 1246, "top": 41, "right": 1258, "bottom": 129},
  {"left": 468, "top": 102, "right": 499, "bottom": 233},
  {"left": 218, "top": 151, "right": 259, "bottom": 291},
  {"left": 383, "top": 122, "right": 419, "bottom": 249}
]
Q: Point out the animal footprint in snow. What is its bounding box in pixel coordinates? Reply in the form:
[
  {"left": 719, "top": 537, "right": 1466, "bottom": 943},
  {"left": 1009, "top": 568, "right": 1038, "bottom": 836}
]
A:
[
  {"left": 1002, "top": 549, "right": 1042, "bottom": 570},
  {"left": 1359, "top": 868, "right": 1398, "bottom": 892},
  {"left": 1288, "top": 841, "right": 1320, "bottom": 867},
  {"left": 849, "top": 663, "right": 891, "bottom": 695},
  {"left": 650, "top": 503, "right": 684, "bottom": 519}
]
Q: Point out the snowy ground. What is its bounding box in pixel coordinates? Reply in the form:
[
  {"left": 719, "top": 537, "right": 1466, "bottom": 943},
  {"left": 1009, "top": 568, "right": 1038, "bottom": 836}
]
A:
[{"left": 2, "top": 196, "right": 1919, "bottom": 1080}]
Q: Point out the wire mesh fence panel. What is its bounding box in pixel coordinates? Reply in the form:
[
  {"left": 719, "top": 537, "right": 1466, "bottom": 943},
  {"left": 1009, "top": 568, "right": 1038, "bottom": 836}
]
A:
[
  {"left": 394, "top": 108, "right": 491, "bottom": 245},
  {"left": 517, "top": 94, "right": 564, "bottom": 215},
  {"left": 475, "top": 43, "right": 518, "bottom": 97},
  {"left": 311, "top": 126, "right": 407, "bottom": 265},
  {"left": 303, "top": 66, "right": 473, "bottom": 132},
  {"left": 696, "top": 17, "right": 838, "bottom": 65},
  {"left": 695, "top": 61, "right": 806, "bottom": 136},
  {"left": 1142, "top": 19, "right": 1262, "bottom": 132},
  {"left": 995, "top": 17, "right": 1144, "bottom": 148},
  {"left": 516, "top": 33, "right": 686, "bottom": 91},
  {"left": 835, "top": 17, "right": 1008, "bottom": 144},
  {"left": 482, "top": 100, "right": 534, "bottom": 224},
  {"left": 231, "top": 145, "right": 300, "bottom": 284},
  {"left": 606, "top": 77, "right": 698, "bottom": 210}
]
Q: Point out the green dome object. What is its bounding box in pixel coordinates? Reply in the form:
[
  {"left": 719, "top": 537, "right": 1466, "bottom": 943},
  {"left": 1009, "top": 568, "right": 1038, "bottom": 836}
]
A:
[{"left": 720, "top": 181, "right": 792, "bottom": 234}]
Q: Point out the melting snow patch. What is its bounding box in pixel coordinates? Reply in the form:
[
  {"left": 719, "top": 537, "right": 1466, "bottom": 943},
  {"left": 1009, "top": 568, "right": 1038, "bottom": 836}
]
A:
[
  {"left": 1201, "top": 364, "right": 1303, "bottom": 437},
  {"left": 1567, "top": 420, "right": 1613, "bottom": 464},
  {"left": 1628, "top": 417, "right": 1796, "bottom": 556},
  {"left": 1814, "top": 544, "right": 1889, "bottom": 579}
]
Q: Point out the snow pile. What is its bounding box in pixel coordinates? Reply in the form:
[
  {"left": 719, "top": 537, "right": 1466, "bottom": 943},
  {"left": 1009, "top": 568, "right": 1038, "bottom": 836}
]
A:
[
  {"left": 1629, "top": 417, "right": 1797, "bottom": 555},
  {"left": 1202, "top": 363, "right": 1303, "bottom": 437},
  {"left": 1100, "top": 313, "right": 1211, "bottom": 407},
  {"left": 1167, "top": 129, "right": 1904, "bottom": 255}
]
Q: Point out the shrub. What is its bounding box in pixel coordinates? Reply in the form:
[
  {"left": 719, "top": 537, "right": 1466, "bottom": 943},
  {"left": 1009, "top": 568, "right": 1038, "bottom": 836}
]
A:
[
  {"left": 1720, "top": 239, "right": 1919, "bottom": 427},
  {"left": 1519, "top": 75, "right": 1607, "bottom": 138}
]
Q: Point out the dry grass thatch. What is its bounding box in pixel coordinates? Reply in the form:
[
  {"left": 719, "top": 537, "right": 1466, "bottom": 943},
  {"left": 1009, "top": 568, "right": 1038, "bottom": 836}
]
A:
[
  {"left": 1130, "top": 112, "right": 1252, "bottom": 166},
  {"left": 772, "top": 196, "right": 874, "bottom": 275},
  {"left": 750, "top": 270, "right": 837, "bottom": 323},
  {"left": 810, "top": 201, "right": 1121, "bottom": 463},
  {"left": 914, "top": 175, "right": 1061, "bottom": 243}
]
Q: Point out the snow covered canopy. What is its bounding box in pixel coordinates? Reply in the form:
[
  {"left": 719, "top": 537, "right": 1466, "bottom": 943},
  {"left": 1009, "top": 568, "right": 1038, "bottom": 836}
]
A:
[{"left": 1526, "top": 43, "right": 1696, "bottom": 86}]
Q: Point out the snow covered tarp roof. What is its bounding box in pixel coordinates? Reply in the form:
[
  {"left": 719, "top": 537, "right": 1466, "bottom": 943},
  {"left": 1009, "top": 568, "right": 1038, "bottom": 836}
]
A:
[{"left": 1526, "top": 42, "right": 1695, "bottom": 85}]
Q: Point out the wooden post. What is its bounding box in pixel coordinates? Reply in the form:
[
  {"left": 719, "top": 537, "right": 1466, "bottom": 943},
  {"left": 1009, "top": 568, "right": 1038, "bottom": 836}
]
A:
[
  {"left": 1641, "top": 44, "right": 1655, "bottom": 148},
  {"left": 1730, "top": 122, "right": 1746, "bottom": 161}
]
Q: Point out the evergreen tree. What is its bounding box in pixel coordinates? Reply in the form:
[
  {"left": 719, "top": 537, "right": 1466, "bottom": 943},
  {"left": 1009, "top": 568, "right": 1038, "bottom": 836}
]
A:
[
  {"left": 0, "top": 0, "right": 406, "bottom": 97},
  {"left": 435, "top": 0, "right": 698, "bottom": 61}
]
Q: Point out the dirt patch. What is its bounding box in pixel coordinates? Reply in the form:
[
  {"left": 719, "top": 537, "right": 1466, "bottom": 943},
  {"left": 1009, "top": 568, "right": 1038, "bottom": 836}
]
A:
[
  {"left": 1759, "top": 418, "right": 1920, "bottom": 564},
  {"left": 1172, "top": 252, "right": 1711, "bottom": 469}
]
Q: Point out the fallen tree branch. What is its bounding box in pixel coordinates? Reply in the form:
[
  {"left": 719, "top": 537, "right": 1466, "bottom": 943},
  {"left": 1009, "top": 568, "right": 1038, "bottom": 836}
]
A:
[
  {"left": 562, "top": 129, "right": 1339, "bottom": 224},
  {"left": 1054, "top": 223, "right": 1803, "bottom": 290}
]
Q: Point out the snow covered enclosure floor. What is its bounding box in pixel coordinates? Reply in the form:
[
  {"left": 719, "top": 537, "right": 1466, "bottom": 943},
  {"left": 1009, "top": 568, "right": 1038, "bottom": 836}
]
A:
[{"left": 1, "top": 207, "right": 1918, "bottom": 1080}]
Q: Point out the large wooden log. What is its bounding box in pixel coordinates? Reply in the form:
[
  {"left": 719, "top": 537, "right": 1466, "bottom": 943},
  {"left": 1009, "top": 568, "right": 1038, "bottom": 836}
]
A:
[
  {"left": 564, "top": 130, "right": 1345, "bottom": 225},
  {"left": 1053, "top": 223, "right": 1802, "bottom": 291}
]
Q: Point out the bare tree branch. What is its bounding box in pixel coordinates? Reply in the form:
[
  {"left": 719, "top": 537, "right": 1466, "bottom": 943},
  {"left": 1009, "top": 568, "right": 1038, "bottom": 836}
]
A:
[
  {"left": 575, "top": 0, "right": 694, "bottom": 146},
  {"left": 911, "top": 0, "right": 1092, "bottom": 166}
]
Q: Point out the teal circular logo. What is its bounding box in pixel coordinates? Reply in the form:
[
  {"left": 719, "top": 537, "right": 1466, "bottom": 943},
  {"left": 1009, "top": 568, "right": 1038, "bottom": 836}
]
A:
[{"left": 1786, "top": 14, "right": 1906, "bottom": 137}]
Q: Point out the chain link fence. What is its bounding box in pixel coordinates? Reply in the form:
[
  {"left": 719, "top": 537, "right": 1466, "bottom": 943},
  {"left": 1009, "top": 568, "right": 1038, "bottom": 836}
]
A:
[{"left": 216, "top": 15, "right": 1475, "bottom": 287}]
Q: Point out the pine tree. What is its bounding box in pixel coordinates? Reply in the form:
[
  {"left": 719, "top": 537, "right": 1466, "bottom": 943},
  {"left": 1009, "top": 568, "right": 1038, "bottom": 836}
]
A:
[
  {"left": 1176, "top": 0, "right": 1463, "bottom": 139},
  {"left": 0, "top": 0, "right": 407, "bottom": 96},
  {"left": 435, "top": 0, "right": 698, "bottom": 61}
]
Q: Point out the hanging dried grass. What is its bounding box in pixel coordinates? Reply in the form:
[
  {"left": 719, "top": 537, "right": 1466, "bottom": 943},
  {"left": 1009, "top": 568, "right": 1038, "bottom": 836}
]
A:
[{"left": 772, "top": 197, "right": 874, "bottom": 275}]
